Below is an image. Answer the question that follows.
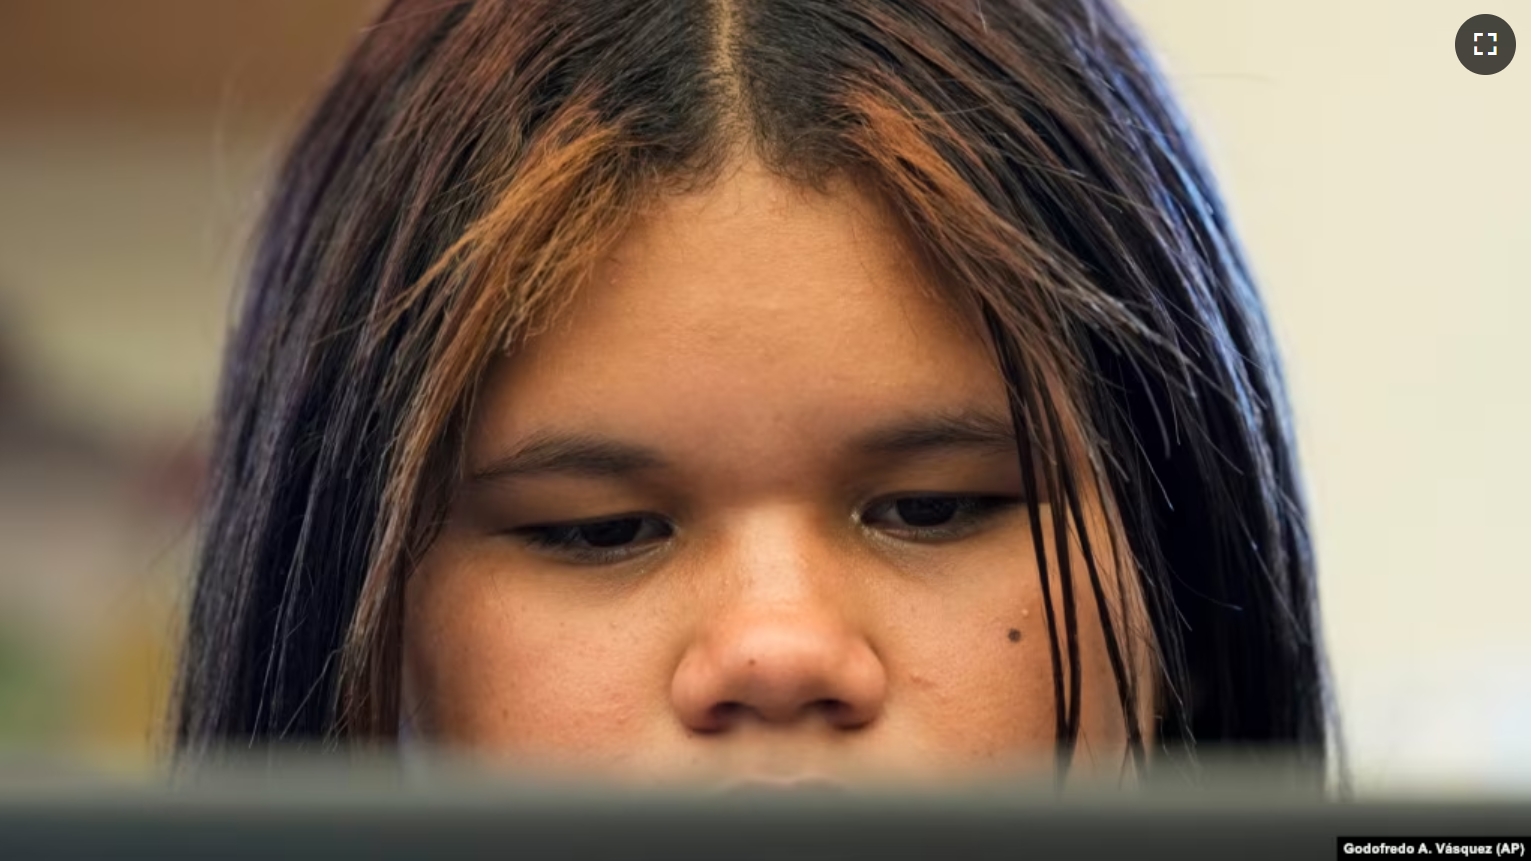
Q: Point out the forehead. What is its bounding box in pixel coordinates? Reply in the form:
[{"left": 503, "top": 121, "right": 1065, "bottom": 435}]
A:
[{"left": 471, "top": 161, "right": 1005, "bottom": 462}]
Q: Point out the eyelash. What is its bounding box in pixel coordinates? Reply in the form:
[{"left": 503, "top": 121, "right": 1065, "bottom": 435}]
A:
[
  {"left": 858, "top": 493, "right": 1023, "bottom": 542},
  {"left": 511, "top": 494, "right": 1023, "bottom": 566},
  {"left": 514, "top": 514, "right": 673, "bottom": 565}
]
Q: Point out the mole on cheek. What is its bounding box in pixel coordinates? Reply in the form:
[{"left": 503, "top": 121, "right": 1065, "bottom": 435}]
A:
[{"left": 1007, "top": 628, "right": 1021, "bottom": 643}]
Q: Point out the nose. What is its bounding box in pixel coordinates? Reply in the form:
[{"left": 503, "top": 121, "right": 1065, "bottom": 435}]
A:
[{"left": 670, "top": 523, "right": 887, "bottom": 734}]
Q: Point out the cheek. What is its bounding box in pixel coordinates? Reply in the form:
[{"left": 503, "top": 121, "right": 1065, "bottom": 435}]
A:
[
  {"left": 402, "top": 542, "right": 661, "bottom": 760},
  {"left": 877, "top": 514, "right": 1132, "bottom": 768},
  {"left": 876, "top": 539, "right": 1059, "bottom": 761}
]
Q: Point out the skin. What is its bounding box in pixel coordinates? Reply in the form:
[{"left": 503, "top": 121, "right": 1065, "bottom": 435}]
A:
[{"left": 403, "top": 158, "right": 1142, "bottom": 787}]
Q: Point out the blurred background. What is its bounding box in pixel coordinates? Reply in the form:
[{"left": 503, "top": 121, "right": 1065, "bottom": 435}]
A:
[{"left": 0, "top": 0, "right": 1526, "bottom": 794}]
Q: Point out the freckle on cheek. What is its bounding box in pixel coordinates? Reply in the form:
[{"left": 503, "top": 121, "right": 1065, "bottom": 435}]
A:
[{"left": 1007, "top": 628, "right": 1021, "bottom": 643}]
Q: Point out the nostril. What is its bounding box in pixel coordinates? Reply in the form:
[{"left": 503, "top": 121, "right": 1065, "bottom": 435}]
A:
[
  {"left": 811, "top": 698, "right": 877, "bottom": 729},
  {"left": 707, "top": 701, "right": 746, "bottom": 727},
  {"left": 706, "top": 699, "right": 859, "bottom": 727},
  {"left": 810, "top": 698, "right": 846, "bottom": 719}
]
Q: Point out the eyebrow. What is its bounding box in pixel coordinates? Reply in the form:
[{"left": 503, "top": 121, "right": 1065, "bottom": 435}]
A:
[
  {"left": 845, "top": 409, "right": 1019, "bottom": 458},
  {"left": 467, "top": 410, "right": 1019, "bottom": 485},
  {"left": 469, "top": 433, "right": 669, "bottom": 484}
]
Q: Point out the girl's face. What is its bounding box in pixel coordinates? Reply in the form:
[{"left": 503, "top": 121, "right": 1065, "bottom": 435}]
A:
[{"left": 404, "top": 159, "right": 1137, "bottom": 786}]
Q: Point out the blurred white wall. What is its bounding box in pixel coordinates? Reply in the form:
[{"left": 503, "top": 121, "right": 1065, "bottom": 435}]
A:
[
  {"left": 0, "top": 1, "right": 1525, "bottom": 791},
  {"left": 1124, "top": 0, "right": 1531, "bottom": 793}
]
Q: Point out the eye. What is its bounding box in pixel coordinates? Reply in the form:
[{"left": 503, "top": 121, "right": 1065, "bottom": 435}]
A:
[
  {"left": 860, "top": 494, "right": 1021, "bottom": 542},
  {"left": 512, "top": 514, "right": 673, "bottom": 565}
]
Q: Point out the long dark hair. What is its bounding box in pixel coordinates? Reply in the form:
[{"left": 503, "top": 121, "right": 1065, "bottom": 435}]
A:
[{"left": 175, "top": 0, "right": 1333, "bottom": 776}]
